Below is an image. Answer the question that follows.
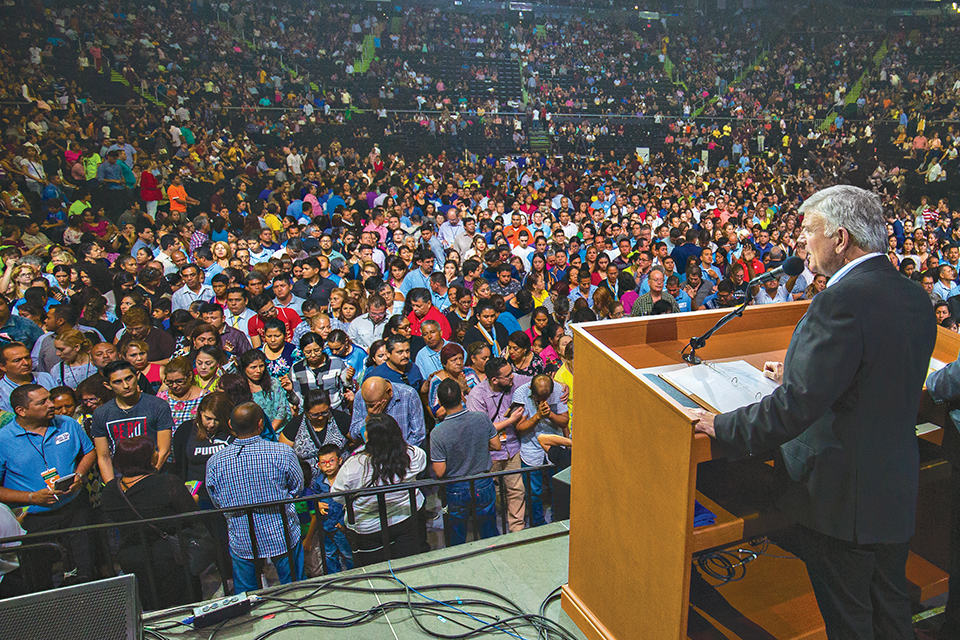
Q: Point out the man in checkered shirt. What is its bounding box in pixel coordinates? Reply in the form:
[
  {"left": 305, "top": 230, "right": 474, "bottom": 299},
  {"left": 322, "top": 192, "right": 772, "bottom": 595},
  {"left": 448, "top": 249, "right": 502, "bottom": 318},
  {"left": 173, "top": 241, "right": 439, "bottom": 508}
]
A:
[{"left": 206, "top": 402, "right": 304, "bottom": 593}]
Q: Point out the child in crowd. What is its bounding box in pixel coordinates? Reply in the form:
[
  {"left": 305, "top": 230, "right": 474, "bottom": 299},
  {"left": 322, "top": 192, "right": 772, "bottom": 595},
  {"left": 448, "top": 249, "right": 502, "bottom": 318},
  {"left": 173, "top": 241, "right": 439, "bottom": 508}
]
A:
[
  {"left": 305, "top": 444, "right": 353, "bottom": 574},
  {"left": 152, "top": 298, "right": 172, "bottom": 330}
]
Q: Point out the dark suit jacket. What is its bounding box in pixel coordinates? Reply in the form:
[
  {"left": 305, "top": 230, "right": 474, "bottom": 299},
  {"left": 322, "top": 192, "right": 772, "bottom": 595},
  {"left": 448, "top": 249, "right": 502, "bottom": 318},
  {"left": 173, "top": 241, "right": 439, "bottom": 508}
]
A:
[
  {"left": 924, "top": 357, "right": 960, "bottom": 465},
  {"left": 714, "top": 256, "right": 937, "bottom": 544}
]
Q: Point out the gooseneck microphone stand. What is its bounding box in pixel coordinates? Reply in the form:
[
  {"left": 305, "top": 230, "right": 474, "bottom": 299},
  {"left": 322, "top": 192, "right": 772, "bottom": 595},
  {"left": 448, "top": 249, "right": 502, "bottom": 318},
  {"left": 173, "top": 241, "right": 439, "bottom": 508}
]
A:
[{"left": 681, "top": 289, "right": 753, "bottom": 365}]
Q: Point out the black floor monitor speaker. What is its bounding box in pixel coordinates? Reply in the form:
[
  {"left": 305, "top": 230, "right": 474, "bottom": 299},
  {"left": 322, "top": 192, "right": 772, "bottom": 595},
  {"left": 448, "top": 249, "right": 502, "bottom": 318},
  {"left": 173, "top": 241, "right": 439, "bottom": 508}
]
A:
[{"left": 0, "top": 575, "right": 141, "bottom": 640}]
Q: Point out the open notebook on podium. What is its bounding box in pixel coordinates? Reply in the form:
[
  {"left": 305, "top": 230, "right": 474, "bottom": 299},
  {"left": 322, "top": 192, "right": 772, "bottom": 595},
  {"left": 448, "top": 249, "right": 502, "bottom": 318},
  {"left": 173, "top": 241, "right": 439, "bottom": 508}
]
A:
[
  {"left": 658, "top": 360, "right": 780, "bottom": 414},
  {"left": 649, "top": 356, "right": 950, "bottom": 415}
]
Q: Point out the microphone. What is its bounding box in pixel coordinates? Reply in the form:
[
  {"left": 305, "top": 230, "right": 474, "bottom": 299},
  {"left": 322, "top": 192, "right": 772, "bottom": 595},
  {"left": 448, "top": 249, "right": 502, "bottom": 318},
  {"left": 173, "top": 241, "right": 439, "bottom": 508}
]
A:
[
  {"left": 682, "top": 255, "right": 805, "bottom": 365},
  {"left": 749, "top": 255, "right": 805, "bottom": 286}
]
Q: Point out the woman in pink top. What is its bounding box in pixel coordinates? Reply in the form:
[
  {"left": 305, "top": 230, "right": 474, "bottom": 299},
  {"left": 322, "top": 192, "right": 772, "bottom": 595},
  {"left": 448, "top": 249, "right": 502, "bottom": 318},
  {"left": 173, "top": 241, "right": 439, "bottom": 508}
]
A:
[
  {"left": 304, "top": 183, "right": 322, "bottom": 215},
  {"left": 525, "top": 307, "right": 551, "bottom": 346},
  {"left": 620, "top": 289, "right": 639, "bottom": 314}
]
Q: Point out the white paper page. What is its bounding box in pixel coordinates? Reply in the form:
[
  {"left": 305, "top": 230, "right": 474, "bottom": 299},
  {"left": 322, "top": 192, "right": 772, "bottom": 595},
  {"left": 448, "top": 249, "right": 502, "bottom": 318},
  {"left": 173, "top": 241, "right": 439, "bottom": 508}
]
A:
[{"left": 659, "top": 360, "right": 778, "bottom": 413}]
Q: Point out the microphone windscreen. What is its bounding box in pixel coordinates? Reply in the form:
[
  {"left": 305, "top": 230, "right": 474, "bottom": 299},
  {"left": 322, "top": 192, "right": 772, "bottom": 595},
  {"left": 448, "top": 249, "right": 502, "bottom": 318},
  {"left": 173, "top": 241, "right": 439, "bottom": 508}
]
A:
[{"left": 782, "top": 256, "right": 805, "bottom": 277}]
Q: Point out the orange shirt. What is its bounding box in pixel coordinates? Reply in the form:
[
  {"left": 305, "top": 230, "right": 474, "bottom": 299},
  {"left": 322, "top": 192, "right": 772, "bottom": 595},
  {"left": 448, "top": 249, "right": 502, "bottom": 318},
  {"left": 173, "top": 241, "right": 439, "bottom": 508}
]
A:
[
  {"left": 504, "top": 225, "right": 532, "bottom": 248},
  {"left": 167, "top": 184, "right": 188, "bottom": 213}
]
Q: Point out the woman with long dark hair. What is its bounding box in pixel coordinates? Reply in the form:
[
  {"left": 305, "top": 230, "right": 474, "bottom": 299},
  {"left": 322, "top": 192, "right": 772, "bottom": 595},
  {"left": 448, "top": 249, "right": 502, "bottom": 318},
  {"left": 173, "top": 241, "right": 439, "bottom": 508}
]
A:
[
  {"left": 258, "top": 317, "right": 301, "bottom": 379},
  {"left": 171, "top": 392, "right": 235, "bottom": 505},
  {"left": 106, "top": 271, "right": 137, "bottom": 321},
  {"left": 238, "top": 350, "right": 290, "bottom": 440},
  {"left": 355, "top": 339, "right": 388, "bottom": 388},
  {"left": 590, "top": 254, "right": 610, "bottom": 287},
  {"left": 194, "top": 345, "right": 227, "bottom": 393},
  {"left": 331, "top": 413, "right": 426, "bottom": 566},
  {"left": 53, "top": 265, "right": 77, "bottom": 298},
  {"left": 525, "top": 307, "right": 552, "bottom": 346},
  {"left": 77, "top": 241, "right": 113, "bottom": 293}
]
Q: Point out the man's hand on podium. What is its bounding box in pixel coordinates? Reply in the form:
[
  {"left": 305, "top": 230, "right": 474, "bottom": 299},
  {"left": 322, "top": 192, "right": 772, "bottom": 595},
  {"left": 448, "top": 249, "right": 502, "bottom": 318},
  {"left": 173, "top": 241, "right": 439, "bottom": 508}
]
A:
[
  {"left": 763, "top": 361, "right": 784, "bottom": 384},
  {"left": 690, "top": 408, "right": 716, "bottom": 438}
]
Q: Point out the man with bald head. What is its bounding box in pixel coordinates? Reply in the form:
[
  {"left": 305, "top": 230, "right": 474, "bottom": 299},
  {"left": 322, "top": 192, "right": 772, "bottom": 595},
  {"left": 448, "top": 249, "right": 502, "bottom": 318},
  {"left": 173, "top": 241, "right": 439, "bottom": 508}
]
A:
[
  {"left": 171, "top": 250, "right": 188, "bottom": 271},
  {"left": 515, "top": 373, "right": 569, "bottom": 527},
  {"left": 349, "top": 376, "right": 425, "bottom": 446},
  {"left": 206, "top": 402, "right": 305, "bottom": 593},
  {"left": 90, "top": 342, "right": 120, "bottom": 370}
]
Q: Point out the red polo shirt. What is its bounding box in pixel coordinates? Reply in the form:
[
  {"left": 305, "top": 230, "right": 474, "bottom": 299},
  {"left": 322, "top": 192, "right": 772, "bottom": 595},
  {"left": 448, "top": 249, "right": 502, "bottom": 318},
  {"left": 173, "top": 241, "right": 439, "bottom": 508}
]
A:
[
  {"left": 247, "top": 307, "right": 302, "bottom": 342},
  {"left": 736, "top": 257, "right": 765, "bottom": 278},
  {"left": 408, "top": 306, "right": 452, "bottom": 340}
]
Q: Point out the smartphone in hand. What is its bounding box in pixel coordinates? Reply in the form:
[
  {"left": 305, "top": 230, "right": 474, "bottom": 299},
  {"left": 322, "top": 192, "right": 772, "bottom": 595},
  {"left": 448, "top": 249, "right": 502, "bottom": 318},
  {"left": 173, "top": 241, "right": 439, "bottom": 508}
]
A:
[{"left": 53, "top": 473, "right": 76, "bottom": 492}]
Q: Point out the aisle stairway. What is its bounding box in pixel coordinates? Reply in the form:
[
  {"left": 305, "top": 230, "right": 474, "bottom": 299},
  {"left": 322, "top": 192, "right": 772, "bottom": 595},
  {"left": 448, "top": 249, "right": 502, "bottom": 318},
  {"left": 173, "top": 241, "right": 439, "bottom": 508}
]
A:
[
  {"left": 110, "top": 70, "right": 165, "bottom": 106},
  {"left": 529, "top": 125, "right": 550, "bottom": 153}
]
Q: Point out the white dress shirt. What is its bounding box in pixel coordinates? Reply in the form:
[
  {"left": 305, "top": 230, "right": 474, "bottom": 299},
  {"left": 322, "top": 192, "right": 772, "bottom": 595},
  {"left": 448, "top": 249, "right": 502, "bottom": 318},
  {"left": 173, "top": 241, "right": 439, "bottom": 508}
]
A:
[
  {"left": 827, "top": 253, "right": 884, "bottom": 288},
  {"left": 347, "top": 313, "right": 389, "bottom": 351},
  {"left": 224, "top": 308, "right": 256, "bottom": 336}
]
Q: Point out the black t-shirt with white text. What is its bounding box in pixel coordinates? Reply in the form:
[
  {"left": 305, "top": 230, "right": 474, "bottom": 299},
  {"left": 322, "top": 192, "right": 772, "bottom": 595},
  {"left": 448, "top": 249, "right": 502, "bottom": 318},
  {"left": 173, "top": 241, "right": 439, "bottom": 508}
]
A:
[{"left": 91, "top": 393, "right": 175, "bottom": 453}]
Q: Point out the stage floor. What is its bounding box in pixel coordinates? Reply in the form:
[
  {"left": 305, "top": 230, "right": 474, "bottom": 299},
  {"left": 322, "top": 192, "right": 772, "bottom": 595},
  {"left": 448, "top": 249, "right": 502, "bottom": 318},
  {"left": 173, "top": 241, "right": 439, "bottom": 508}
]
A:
[{"left": 144, "top": 521, "right": 587, "bottom": 640}]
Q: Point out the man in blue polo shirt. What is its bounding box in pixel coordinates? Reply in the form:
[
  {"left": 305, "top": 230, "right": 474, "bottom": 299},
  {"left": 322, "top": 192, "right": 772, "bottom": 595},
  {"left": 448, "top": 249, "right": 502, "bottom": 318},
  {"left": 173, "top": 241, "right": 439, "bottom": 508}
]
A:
[
  {"left": 398, "top": 249, "right": 436, "bottom": 298},
  {"left": 0, "top": 384, "right": 96, "bottom": 587}
]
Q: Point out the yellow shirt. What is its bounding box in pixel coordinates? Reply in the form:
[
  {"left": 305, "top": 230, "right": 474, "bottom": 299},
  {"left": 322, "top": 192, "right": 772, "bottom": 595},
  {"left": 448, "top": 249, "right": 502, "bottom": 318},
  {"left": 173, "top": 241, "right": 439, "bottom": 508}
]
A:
[
  {"left": 82, "top": 154, "right": 101, "bottom": 180},
  {"left": 263, "top": 213, "right": 283, "bottom": 236},
  {"left": 195, "top": 374, "right": 219, "bottom": 393},
  {"left": 554, "top": 364, "right": 574, "bottom": 433}
]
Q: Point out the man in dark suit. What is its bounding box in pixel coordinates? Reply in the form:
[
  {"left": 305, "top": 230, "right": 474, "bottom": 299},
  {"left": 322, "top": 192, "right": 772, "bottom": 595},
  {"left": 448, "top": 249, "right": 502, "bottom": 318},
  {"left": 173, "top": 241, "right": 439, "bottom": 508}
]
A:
[{"left": 693, "top": 185, "right": 937, "bottom": 639}]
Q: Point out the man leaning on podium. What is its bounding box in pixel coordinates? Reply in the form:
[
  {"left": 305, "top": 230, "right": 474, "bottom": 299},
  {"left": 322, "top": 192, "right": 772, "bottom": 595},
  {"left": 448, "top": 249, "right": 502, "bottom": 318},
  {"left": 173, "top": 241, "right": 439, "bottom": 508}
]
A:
[{"left": 693, "top": 185, "right": 938, "bottom": 640}]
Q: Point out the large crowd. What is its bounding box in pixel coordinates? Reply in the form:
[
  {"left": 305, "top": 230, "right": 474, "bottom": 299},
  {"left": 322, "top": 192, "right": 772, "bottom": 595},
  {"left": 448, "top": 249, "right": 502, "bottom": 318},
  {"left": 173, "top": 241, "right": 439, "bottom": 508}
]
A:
[{"left": 0, "top": 0, "right": 957, "bottom": 612}]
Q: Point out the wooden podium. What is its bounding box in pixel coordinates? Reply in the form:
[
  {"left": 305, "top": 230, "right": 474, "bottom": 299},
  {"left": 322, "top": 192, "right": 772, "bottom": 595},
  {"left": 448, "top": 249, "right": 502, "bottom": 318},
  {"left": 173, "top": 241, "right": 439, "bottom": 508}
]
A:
[{"left": 561, "top": 302, "right": 960, "bottom": 640}]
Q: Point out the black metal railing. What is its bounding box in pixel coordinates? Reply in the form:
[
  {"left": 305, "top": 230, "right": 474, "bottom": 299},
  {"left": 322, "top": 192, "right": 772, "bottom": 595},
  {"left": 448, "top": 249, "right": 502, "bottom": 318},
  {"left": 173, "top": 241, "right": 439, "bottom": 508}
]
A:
[{"left": 0, "top": 464, "right": 553, "bottom": 610}]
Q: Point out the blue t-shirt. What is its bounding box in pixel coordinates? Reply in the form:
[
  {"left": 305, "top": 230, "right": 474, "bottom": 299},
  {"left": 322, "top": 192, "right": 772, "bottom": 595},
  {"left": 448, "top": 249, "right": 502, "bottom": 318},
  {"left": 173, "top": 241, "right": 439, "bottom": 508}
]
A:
[
  {"left": 497, "top": 312, "right": 522, "bottom": 336},
  {"left": 325, "top": 344, "right": 366, "bottom": 375},
  {"left": 672, "top": 289, "right": 693, "bottom": 313},
  {"left": 367, "top": 361, "right": 424, "bottom": 391}
]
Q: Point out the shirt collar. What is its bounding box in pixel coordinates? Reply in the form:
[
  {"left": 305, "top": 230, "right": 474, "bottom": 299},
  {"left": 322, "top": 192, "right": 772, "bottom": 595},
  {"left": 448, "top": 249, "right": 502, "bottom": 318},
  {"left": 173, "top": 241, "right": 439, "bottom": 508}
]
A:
[
  {"left": 12, "top": 416, "right": 60, "bottom": 437},
  {"left": 826, "top": 252, "right": 883, "bottom": 288},
  {"left": 2, "top": 374, "right": 35, "bottom": 389}
]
